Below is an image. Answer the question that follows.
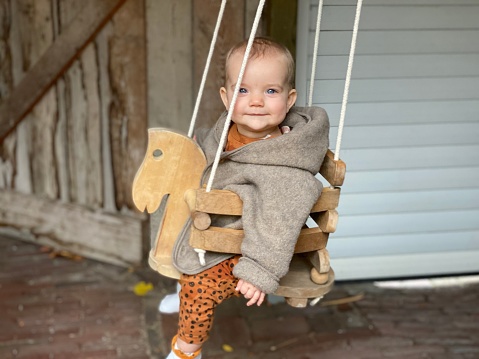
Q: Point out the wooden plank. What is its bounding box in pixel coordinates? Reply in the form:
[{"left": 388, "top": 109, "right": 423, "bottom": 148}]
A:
[
  {"left": 192, "top": 0, "right": 245, "bottom": 129},
  {"left": 319, "top": 150, "right": 346, "bottom": 187},
  {"left": 188, "top": 187, "right": 341, "bottom": 216},
  {"left": 0, "top": 0, "right": 128, "bottom": 142},
  {"left": 295, "top": 228, "right": 328, "bottom": 253},
  {"left": 311, "top": 30, "right": 479, "bottom": 56},
  {"left": 344, "top": 167, "right": 479, "bottom": 193},
  {"left": 325, "top": 0, "right": 479, "bottom": 6},
  {"left": 146, "top": 0, "right": 193, "bottom": 132},
  {"left": 30, "top": 89, "right": 58, "bottom": 199},
  {"left": 96, "top": 25, "right": 116, "bottom": 211},
  {"left": 316, "top": 5, "right": 479, "bottom": 31},
  {"left": 331, "top": 250, "right": 479, "bottom": 281},
  {"left": 321, "top": 100, "right": 479, "bottom": 127},
  {"left": 65, "top": 51, "right": 103, "bottom": 205},
  {"left": 9, "top": 0, "right": 57, "bottom": 198},
  {"left": 333, "top": 210, "right": 479, "bottom": 238},
  {"left": 341, "top": 145, "right": 479, "bottom": 171},
  {"left": 314, "top": 54, "right": 479, "bottom": 80},
  {"left": 189, "top": 226, "right": 328, "bottom": 254},
  {"left": 0, "top": 189, "right": 146, "bottom": 266},
  {"left": 186, "top": 188, "right": 243, "bottom": 216},
  {"left": 312, "top": 77, "right": 479, "bottom": 104},
  {"left": 108, "top": 0, "right": 148, "bottom": 210},
  {"left": 329, "top": 123, "right": 479, "bottom": 150},
  {"left": 340, "top": 189, "right": 479, "bottom": 216},
  {"left": 328, "top": 231, "right": 479, "bottom": 258},
  {"left": 311, "top": 187, "right": 341, "bottom": 211},
  {"left": 264, "top": 0, "right": 297, "bottom": 58},
  {"left": 245, "top": 0, "right": 267, "bottom": 37},
  {"left": 189, "top": 226, "right": 245, "bottom": 254}
]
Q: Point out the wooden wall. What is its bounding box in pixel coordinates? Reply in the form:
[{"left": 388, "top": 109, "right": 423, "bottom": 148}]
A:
[
  {"left": 147, "top": 0, "right": 266, "bottom": 133},
  {"left": 0, "top": 0, "right": 148, "bottom": 266},
  {"left": 296, "top": 0, "right": 479, "bottom": 279}
]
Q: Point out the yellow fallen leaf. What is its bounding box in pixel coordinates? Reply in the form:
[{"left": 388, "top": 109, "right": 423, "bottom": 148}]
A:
[
  {"left": 133, "top": 281, "right": 153, "bottom": 296},
  {"left": 222, "top": 344, "right": 234, "bottom": 352}
]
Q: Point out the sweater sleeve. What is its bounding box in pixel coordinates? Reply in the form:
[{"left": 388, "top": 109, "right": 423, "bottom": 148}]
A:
[{"left": 229, "top": 167, "right": 323, "bottom": 293}]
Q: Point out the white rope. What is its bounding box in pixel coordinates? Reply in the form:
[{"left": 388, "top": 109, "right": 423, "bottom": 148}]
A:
[
  {"left": 187, "top": 0, "right": 228, "bottom": 138},
  {"left": 334, "top": 0, "right": 363, "bottom": 161},
  {"left": 205, "top": 0, "right": 266, "bottom": 192},
  {"left": 307, "top": 0, "right": 324, "bottom": 107}
]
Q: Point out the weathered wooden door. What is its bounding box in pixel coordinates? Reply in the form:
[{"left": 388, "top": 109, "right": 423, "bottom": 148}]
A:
[{"left": 0, "top": 0, "right": 147, "bottom": 266}]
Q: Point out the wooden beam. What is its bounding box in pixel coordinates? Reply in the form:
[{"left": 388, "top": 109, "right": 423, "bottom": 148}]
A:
[
  {"left": 0, "top": 0, "right": 128, "bottom": 142},
  {"left": 0, "top": 189, "right": 146, "bottom": 267}
]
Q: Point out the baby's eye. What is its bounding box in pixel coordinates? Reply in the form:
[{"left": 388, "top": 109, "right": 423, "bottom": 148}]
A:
[
  {"left": 239, "top": 88, "right": 248, "bottom": 93},
  {"left": 266, "top": 88, "right": 278, "bottom": 94}
]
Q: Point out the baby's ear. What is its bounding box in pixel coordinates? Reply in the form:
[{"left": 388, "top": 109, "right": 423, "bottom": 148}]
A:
[
  {"left": 287, "top": 89, "right": 297, "bottom": 110},
  {"left": 220, "top": 87, "right": 229, "bottom": 109}
]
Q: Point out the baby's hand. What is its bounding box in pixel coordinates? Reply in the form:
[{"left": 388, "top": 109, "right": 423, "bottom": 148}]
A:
[
  {"left": 235, "top": 279, "right": 266, "bottom": 306},
  {"left": 281, "top": 126, "right": 291, "bottom": 134}
]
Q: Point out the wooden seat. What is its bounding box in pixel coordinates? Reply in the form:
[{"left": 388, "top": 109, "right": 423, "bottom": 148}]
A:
[
  {"left": 132, "top": 129, "right": 346, "bottom": 306},
  {"left": 185, "top": 149, "right": 345, "bottom": 306}
]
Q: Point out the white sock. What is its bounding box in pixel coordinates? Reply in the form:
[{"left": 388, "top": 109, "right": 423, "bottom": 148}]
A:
[
  {"left": 159, "top": 283, "right": 180, "bottom": 314},
  {"left": 165, "top": 340, "right": 202, "bottom": 359},
  {"left": 165, "top": 351, "right": 202, "bottom": 359}
]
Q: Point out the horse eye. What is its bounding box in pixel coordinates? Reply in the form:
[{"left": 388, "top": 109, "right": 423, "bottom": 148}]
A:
[{"left": 153, "top": 149, "right": 163, "bottom": 159}]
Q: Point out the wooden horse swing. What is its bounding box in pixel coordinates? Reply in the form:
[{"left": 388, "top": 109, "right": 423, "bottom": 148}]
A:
[{"left": 132, "top": 0, "right": 362, "bottom": 307}]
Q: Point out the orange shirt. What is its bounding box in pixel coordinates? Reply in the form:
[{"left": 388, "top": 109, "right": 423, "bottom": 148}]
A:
[{"left": 226, "top": 124, "right": 280, "bottom": 151}]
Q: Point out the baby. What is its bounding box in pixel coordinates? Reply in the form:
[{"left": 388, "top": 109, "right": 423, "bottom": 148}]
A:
[{"left": 167, "top": 37, "right": 329, "bottom": 359}]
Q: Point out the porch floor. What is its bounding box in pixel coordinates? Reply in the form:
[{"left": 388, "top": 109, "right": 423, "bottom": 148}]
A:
[{"left": 1, "top": 235, "right": 478, "bottom": 359}]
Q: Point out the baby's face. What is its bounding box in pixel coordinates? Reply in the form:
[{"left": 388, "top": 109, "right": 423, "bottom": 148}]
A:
[{"left": 220, "top": 51, "right": 297, "bottom": 139}]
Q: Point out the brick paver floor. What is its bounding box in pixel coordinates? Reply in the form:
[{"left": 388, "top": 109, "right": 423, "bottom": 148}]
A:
[
  {"left": 2, "top": 235, "right": 479, "bottom": 359},
  {"left": 0, "top": 236, "right": 156, "bottom": 359}
]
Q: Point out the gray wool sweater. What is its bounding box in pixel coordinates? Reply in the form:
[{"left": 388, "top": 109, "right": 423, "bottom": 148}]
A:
[{"left": 172, "top": 106, "right": 330, "bottom": 293}]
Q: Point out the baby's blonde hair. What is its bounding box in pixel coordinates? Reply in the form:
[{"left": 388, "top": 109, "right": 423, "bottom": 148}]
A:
[{"left": 225, "top": 37, "right": 295, "bottom": 89}]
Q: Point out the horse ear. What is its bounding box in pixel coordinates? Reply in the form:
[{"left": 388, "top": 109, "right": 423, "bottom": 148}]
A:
[{"left": 132, "top": 129, "right": 206, "bottom": 278}]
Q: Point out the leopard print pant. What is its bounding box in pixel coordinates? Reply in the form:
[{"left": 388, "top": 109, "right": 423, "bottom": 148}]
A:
[{"left": 177, "top": 255, "right": 241, "bottom": 345}]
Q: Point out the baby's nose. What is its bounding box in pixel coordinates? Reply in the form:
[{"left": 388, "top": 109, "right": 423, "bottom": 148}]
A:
[{"left": 249, "top": 94, "right": 264, "bottom": 106}]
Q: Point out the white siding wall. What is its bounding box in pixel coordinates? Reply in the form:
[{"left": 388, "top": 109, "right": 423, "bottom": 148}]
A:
[{"left": 296, "top": 0, "right": 479, "bottom": 280}]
